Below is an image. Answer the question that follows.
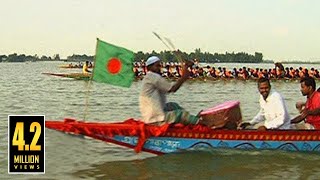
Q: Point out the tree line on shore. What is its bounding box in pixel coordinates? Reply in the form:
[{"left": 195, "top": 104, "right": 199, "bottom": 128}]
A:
[
  {"left": 0, "top": 49, "right": 266, "bottom": 63},
  {"left": 2, "top": 49, "right": 318, "bottom": 64}
]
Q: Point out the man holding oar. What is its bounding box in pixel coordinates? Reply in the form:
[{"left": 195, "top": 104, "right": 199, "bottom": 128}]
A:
[
  {"left": 291, "top": 77, "right": 320, "bottom": 129},
  {"left": 239, "top": 78, "right": 291, "bottom": 130},
  {"left": 139, "top": 56, "right": 200, "bottom": 125},
  {"left": 141, "top": 32, "right": 225, "bottom": 127}
]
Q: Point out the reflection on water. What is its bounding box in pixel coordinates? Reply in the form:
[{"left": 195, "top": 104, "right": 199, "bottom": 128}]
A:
[
  {"left": 72, "top": 149, "right": 320, "bottom": 180},
  {"left": 0, "top": 62, "right": 319, "bottom": 179}
]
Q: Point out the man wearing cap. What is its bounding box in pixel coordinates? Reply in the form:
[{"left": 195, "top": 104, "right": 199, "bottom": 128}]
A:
[{"left": 139, "top": 56, "right": 199, "bottom": 125}]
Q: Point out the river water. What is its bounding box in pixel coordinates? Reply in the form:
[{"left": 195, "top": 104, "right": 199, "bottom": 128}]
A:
[{"left": 1, "top": 61, "right": 319, "bottom": 179}]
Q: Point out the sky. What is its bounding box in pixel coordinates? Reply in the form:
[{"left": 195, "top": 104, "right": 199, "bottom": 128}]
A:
[{"left": 1, "top": 0, "right": 319, "bottom": 61}]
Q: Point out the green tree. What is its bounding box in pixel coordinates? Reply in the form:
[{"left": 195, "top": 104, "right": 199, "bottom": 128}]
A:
[{"left": 53, "top": 54, "right": 60, "bottom": 61}]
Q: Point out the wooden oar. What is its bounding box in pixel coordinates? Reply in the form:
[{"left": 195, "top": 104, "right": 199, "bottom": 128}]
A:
[
  {"left": 152, "top": 32, "right": 172, "bottom": 50},
  {"left": 152, "top": 32, "right": 192, "bottom": 65}
]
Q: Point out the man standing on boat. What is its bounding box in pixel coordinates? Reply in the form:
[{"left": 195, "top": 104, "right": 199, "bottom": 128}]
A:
[
  {"left": 291, "top": 77, "right": 320, "bottom": 129},
  {"left": 139, "top": 56, "right": 200, "bottom": 125},
  {"left": 239, "top": 78, "right": 291, "bottom": 130}
]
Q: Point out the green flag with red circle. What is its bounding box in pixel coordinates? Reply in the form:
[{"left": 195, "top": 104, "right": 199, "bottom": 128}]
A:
[{"left": 93, "top": 39, "right": 135, "bottom": 87}]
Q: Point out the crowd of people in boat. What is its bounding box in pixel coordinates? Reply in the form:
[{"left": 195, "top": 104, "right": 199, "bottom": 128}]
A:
[
  {"left": 60, "top": 61, "right": 94, "bottom": 68},
  {"left": 133, "top": 61, "right": 320, "bottom": 80},
  {"left": 139, "top": 56, "right": 320, "bottom": 131}
]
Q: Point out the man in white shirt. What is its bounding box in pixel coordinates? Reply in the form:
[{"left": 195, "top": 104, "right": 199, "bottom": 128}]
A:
[
  {"left": 139, "top": 56, "right": 199, "bottom": 125},
  {"left": 239, "top": 78, "right": 291, "bottom": 130}
]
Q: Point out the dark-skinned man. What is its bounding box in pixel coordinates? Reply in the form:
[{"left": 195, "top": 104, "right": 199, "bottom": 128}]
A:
[
  {"left": 139, "top": 56, "right": 200, "bottom": 126},
  {"left": 291, "top": 77, "right": 320, "bottom": 129},
  {"left": 239, "top": 78, "right": 291, "bottom": 130}
]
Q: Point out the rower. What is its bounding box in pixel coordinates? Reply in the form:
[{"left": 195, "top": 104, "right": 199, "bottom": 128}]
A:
[
  {"left": 291, "top": 77, "right": 320, "bottom": 129},
  {"left": 239, "top": 78, "right": 291, "bottom": 130},
  {"left": 83, "top": 61, "right": 91, "bottom": 74},
  {"left": 139, "top": 56, "right": 199, "bottom": 126}
]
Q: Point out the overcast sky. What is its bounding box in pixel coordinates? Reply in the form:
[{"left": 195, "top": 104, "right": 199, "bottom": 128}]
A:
[{"left": 1, "top": 0, "right": 319, "bottom": 61}]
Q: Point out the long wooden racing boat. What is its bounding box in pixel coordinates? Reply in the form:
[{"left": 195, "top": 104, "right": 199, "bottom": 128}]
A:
[
  {"left": 46, "top": 118, "right": 320, "bottom": 155},
  {"left": 42, "top": 72, "right": 91, "bottom": 80}
]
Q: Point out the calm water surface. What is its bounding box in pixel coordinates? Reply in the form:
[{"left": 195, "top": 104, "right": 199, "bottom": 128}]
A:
[{"left": 0, "top": 62, "right": 319, "bottom": 179}]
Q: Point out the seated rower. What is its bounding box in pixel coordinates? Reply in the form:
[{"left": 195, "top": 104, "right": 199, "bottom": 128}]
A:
[
  {"left": 83, "top": 61, "right": 91, "bottom": 74},
  {"left": 239, "top": 78, "right": 291, "bottom": 130},
  {"left": 291, "top": 77, "right": 320, "bottom": 129}
]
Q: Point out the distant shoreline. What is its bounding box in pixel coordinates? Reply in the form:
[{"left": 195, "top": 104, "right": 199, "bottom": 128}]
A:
[{"left": 1, "top": 60, "right": 319, "bottom": 64}]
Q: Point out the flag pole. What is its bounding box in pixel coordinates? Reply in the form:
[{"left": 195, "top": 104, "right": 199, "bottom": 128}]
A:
[
  {"left": 83, "top": 80, "right": 92, "bottom": 121},
  {"left": 91, "top": 38, "right": 99, "bottom": 80},
  {"left": 82, "top": 38, "right": 99, "bottom": 121}
]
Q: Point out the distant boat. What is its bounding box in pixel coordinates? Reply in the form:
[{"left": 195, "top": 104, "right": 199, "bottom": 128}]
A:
[
  {"left": 42, "top": 72, "right": 91, "bottom": 80},
  {"left": 59, "top": 64, "right": 94, "bottom": 69}
]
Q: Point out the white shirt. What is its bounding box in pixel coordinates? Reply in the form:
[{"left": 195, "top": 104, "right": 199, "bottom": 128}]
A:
[
  {"left": 250, "top": 90, "right": 291, "bottom": 129},
  {"left": 139, "top": 72, "right": 173, "bottom": 123}
]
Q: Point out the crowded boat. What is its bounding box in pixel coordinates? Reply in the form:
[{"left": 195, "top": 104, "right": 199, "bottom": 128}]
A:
[
  {"left": 133, "top": 61, "right": 320, "bottom": 81},
  {"left": 59, "top": 61, "right": 94, "bottom": 68}
]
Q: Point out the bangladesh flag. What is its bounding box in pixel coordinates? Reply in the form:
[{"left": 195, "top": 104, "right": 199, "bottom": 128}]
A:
[{"left": 93, "top": 39, "right": 135, "bottom": 87}]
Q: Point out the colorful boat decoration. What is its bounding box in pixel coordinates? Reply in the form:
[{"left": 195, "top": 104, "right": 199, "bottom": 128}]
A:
[
  {"left": 46, "top": 118, "right": 320, "bottom": 155},
  {"left": 42, "top": 72, "right": 91, "bottom": 80}
]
